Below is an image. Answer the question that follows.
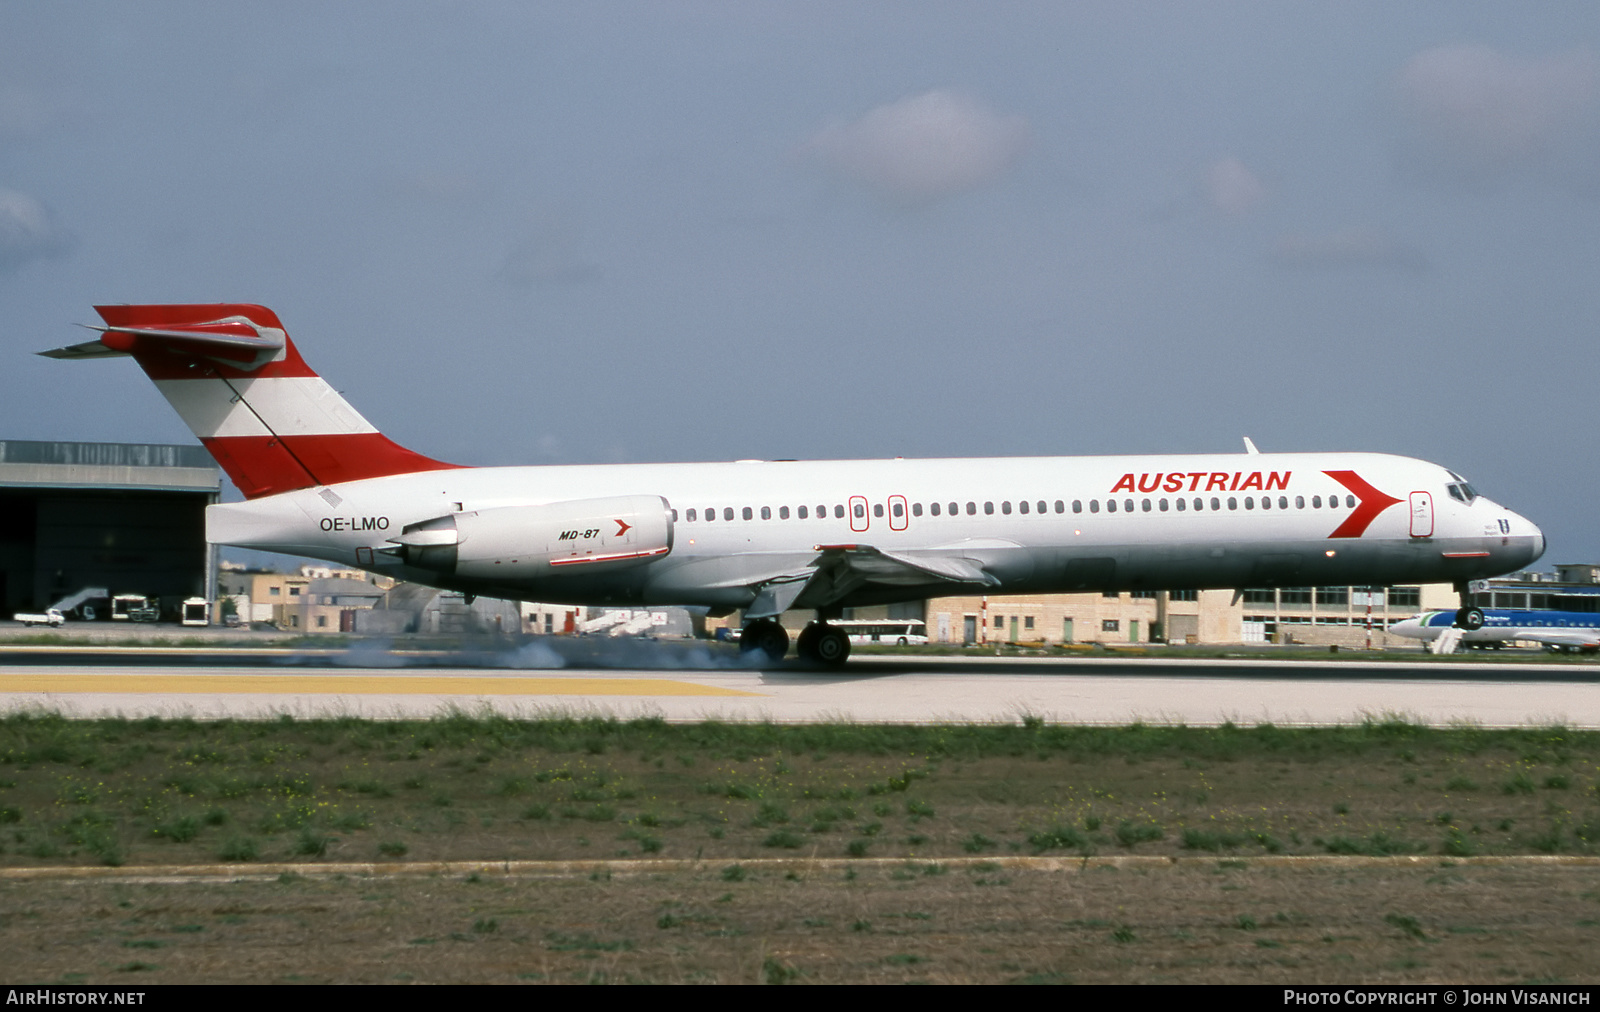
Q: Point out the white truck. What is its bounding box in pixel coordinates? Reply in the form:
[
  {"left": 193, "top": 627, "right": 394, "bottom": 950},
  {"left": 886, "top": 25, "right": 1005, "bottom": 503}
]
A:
[{"left": 14, "top": 608, "right": 65, "bottom": 628}]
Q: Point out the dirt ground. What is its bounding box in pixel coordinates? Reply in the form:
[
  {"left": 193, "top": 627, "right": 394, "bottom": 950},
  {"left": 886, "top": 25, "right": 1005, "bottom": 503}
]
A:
[{"left": 4, "top": 858, "right": 1598, "bottom": 984}]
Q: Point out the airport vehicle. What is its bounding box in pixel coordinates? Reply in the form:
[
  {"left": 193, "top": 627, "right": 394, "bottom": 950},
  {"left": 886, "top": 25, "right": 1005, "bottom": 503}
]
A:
[
  {"left": 1389, "top": 610, "right": 1600, "bottom": 654},
  {"left": 181, "top": 598, "right": 210, "bottom": 627},
  {"left": 834, "top": 620, "right": 928, "bottom": 646},
  {"left": 14, "top": 608, "right": 65, "bottom": 628},
  {"left": 41, "top": 303, "right": 1546, "bottom": 665},
  {"left": 111, "top": 594, "right": 151, "bottom": 621}
]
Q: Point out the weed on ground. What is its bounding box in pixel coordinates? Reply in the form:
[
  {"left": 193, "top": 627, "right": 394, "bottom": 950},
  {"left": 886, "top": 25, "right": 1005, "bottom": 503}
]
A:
[{"left": 0, "top": 714, "right": 1598, "bottom": 867}]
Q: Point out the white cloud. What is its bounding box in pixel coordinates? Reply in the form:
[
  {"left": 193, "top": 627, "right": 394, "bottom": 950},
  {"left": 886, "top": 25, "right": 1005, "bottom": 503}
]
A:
[
  {"left": 1204, "top": 156, "right": 1266, "bottom": 215},
  {"left": 0, "top": 189, "right": 73, "bottom": 275},
  {"left": 1271, "top": 226, "right": 1427, "bottom": 272},
  {"left": 1394, "top": 44, "right": 1599, "bottom": 183},
  {"left": 805, "top": 90, "right": 1030, "bottom": 202}
]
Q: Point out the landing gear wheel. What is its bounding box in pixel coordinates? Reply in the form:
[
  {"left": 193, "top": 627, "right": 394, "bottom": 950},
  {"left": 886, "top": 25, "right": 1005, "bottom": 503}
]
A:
[
  {"left": 796, "top": 623, "right": 822, "bottom": 661},
  {"left": 1455, "top": 607, "right": 1484, "bottom": 631},
  {"left": 738, "top": 619, "right": 789, "bottom": 660},
  {"left": 810, "top": 625, "right": 850, "bottom": 667}
]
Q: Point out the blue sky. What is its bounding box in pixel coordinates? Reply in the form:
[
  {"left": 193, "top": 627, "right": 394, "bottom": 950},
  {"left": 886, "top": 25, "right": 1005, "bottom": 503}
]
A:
[{"left": 3, "top": 2, "right": 1597, "bottom": 564}]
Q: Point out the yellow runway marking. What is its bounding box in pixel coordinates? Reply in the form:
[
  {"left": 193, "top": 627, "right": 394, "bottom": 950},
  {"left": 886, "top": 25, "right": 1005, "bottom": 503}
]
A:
[{"left": 0, "top": 674, "right": 762, "bottom": 697}]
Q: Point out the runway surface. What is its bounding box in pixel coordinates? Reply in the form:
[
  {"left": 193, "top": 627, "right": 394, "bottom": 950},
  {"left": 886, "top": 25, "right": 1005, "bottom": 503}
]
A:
[{"left": 0, "top": 643, "right": 1595, "bottom": 726}]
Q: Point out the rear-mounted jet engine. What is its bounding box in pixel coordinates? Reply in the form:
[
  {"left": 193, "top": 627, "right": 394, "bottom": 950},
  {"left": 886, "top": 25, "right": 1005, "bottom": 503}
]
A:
[{"left": 386, "top": 495, "right": 673, "bottom": 578}]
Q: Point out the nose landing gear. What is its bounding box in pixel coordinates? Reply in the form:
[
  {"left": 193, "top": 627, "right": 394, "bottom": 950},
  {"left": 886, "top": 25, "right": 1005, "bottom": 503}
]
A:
[{"left": 1453, "top": 582, "right": 1484, "bottom": 630}]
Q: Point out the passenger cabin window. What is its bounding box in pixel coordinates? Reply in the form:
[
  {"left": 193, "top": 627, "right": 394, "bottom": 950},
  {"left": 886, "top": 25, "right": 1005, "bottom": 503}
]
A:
[
  {"left": 873, "top": 504, "right": 883, "bottom": 518},
  {"left": 950, "top": 502, "right": 959, "bottom": 515},
  {"left": 705, "top": 507, "right": 716, "bottom": 521},
  {"left": 1245, "top": 497, "right": 1254, "bottom": 509},
  {"left": 1017, "top": 500, "right": 1028, "bottom": 514},
  {"left": 1040, "top": 501, "right": 1049, "bottom": 514},
  {"left": 1227, "top": 497, "right": 1237, "bottom": 510},
  {"left": 966, "top": 502, "right": 977, "bottom": 515},
  {"left": 984, "top": 501, "right": 995, "bottom": 515},
  {"left": 1159, "top": 499, "right": 1168, "bottom": 511},
  {"left": 893, "top": 502, "right": 905, "bottom": 517},
  {"left": 686, "top": 509, "right": 697, "bottom": 521},
  {"left": 725, "top": 507, "right": 735, "bottom": 521},
  {"left": 742, "top": 507, "right": 753, "bottom": 520},
  {"left": 1124, "top": 499, "right": 1134, "bottom": 512},
  {"left": 1210, "top": 497, "right": 1220, "bottom": 510},
  {"left": 760, "top": 506, "right": 771, "bottom": 520},
  {"left": 1312, "top": 495, "right": 1322, "bottom": 508},
  {"left": 1142, "top": 498, "right": 1152, "bottom": 512},
  {"left": 1107, "top": 499, "right": 1117, "bottom": 513},
  {"left": 1001, "top": 501, "right": 1011, "bottom": 515},
  {"left": 834, "top": 504, "right": 845, "bottom": 518},
  {"left": 778, "top": 506, "right": 788, "bottom": 519},
  {"left": 1295, "top": 496, "right": 1305, "bottom": 509},
  {"left": 1089, "top": 500, "right": 1099, "bottom": 513},
  {"left": 1175, "top": 498, "right": 1185, "bottom": 511},
  {"left": 853, "top": 503, "right": 866, "bottom": 519},
  {"left": 930, "top": 502, "right": 940, "bottom": 516},
  {"left": 1073, "top": 500, "right": 1083, "bottom": 513},
  {"left": 909, "top": 502, "right": 920, "bottom": 516}
]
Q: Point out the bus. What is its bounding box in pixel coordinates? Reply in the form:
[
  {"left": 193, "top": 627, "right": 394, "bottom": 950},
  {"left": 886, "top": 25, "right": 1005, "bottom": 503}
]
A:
[{"left": 833, "top": 620, "right": 928, "bottom": 646}]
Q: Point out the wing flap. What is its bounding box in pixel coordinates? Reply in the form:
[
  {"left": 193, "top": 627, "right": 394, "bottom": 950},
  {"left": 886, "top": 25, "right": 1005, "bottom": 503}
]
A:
[{"left": 751, "top": 544, "right": 997, "bottom": 615}]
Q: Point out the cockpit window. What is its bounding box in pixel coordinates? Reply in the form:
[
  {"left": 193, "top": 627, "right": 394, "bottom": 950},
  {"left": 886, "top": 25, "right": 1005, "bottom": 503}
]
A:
[{"left": 1446, "top": 481, "right": 1478, "bottom": 504}]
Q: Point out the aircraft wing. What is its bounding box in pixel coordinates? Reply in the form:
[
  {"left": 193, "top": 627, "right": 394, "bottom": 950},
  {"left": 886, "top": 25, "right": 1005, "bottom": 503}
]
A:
[{"left": 745, "top": 544, "right": 999, "bottom": 619}]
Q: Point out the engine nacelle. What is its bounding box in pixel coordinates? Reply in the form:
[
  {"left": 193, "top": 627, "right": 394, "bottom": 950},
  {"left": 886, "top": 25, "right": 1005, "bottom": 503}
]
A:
[{"left": 389, "top": 495, "right": 673, "bottom": 579}]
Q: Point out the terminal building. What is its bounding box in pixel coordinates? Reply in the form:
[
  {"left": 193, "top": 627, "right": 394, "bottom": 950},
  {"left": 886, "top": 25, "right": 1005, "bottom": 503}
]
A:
[
  {"left": 720, "top": 573, "right": 1600, "bottom": 650},
  {"left": 0, "top": 440, "right": 221, "bottom": 618}
]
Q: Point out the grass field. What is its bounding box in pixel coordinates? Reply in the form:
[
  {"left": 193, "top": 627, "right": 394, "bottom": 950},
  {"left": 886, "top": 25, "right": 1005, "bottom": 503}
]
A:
[
  {"left": 3, "top": 714, "right": 1598, "bottom": 867},
  {"left": 3, "top": 713, "right": 1599, "bottom": 982}
]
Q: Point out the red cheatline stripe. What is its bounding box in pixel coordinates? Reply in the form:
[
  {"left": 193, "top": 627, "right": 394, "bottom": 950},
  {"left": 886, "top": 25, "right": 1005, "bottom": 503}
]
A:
[
  {"left": 1323, "top": 470, "right": 1403, "bottom": 539},
  {"left": 548, "top": 547, "right": 670, "bottom": 567}
]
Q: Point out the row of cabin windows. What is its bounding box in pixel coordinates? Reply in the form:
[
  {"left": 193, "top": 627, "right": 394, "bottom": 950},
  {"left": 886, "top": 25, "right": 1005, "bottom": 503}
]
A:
[{"left": 672, "top": 493, "right": 1358, "bottom": 524}]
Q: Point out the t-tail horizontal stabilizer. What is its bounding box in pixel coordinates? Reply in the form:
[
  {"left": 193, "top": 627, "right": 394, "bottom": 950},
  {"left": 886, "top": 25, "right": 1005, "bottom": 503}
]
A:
[{"left": 39, "top": 304, "right": 460, "bottom": 498}]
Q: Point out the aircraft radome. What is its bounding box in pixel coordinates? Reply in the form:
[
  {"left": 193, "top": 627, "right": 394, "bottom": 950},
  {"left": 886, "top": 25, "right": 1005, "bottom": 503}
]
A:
[{"left": 43, "top": 304, "right": 1546, "bottom": 665}]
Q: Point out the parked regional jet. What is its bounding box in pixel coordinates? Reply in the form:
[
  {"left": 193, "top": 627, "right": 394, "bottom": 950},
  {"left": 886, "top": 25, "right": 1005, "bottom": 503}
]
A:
[
  {"left": 42, "top": 304, "right": 1546, "bottom": 664},
  {"left": 1390, "top": 610, "right": 1600, "bottom": 653}
]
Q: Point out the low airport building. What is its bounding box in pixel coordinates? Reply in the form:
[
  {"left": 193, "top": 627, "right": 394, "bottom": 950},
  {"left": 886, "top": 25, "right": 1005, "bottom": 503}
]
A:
[{"left": 0, "top": 440, "right": 220, "bottom": 620}]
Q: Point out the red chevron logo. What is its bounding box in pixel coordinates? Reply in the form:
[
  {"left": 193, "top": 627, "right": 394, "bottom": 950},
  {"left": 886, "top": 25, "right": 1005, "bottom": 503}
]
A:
[{"left": 1323, "top": 470, "right": 1403, "bottom": 539}]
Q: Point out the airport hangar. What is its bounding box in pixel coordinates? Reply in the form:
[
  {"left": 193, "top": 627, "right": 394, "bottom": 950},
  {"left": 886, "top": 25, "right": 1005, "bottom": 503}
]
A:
[{"left": 0, "top": 440, "right": 220, "bottom": 619}]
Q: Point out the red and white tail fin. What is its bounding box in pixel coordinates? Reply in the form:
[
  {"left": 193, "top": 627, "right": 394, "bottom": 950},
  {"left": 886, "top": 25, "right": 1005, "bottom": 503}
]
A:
[{"left": 41, "top": 304, "right": 459, "bottom": 498}]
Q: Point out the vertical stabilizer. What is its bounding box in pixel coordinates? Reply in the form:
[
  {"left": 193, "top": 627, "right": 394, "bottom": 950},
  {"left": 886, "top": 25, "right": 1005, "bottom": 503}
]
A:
[{"left": 42, "top": 304, "right": 459, "bottom": 498}]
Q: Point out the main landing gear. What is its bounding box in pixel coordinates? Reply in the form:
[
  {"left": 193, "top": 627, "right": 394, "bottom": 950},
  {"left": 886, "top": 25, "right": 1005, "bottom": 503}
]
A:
[
  {"left": 736, "top": 617, "right": 851, "bottom": 666},
  {"left": 796, "top": 622, "right": 850, "bottom": 666},
  {"left": 1453, "top": 583, "right": 1484, "bottom": 630},
  {"left": 737, "top": 618, "right": 789, "bottom": 660}
]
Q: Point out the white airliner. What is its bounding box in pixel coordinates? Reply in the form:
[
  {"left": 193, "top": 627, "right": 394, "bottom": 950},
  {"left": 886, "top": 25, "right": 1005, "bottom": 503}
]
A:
[{"left": 43, "top": 304, "right": 1546, "bottom": 664}]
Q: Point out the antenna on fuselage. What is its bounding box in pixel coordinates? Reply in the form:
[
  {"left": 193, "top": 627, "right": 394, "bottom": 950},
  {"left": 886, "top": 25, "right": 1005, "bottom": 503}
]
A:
[{"left": 1242, "top": 437, "right": 1261, "bottom": 455}]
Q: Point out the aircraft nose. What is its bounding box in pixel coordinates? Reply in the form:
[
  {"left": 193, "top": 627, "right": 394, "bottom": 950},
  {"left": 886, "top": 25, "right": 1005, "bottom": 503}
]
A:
[{"left": 1507, "top": 510, "right": 1546, "bottom": 569}]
